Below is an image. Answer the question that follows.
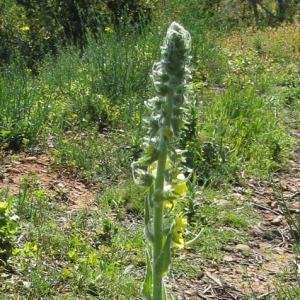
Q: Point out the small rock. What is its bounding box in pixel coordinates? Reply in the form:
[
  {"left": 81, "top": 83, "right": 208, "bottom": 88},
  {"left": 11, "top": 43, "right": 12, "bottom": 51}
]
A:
[
  {"left": 223, "top": 255, "right": 234, "bottom": 262},
  {"left": 219, "top": 268, "right": 230, "bottom": 273},
  {"left": 25, "top": 156, "right": 37, "bottom": 161},
  {"left": 249, "top": 226, "right": 263, "bottom": 237},
  {"left": 197, "top": 271, "right": 205, "bottom": 280},
  {"left": 235, "top": 244, "right": 251, "bottom": 252},
  {"left": 3, "top": 178, "right": 14, "bottom": 184},
  {"left": 6, "top": 167, "right": 20, "bottom": 173},
  {"left": 270, "top": 247, "right": 284, "bottom": 254},
  {"left": 218, "top": 199, "right": 234, "bottom": 208},
  {"left": 271, "top": 216, "right": 283, "bottom": 225}
]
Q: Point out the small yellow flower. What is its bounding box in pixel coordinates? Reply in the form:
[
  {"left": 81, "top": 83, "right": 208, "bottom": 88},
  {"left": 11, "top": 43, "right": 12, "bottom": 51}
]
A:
[
  {"left": 147, "top": 146, "right": 155, "bottom": 155},
  {"left": 173, "top": 173, "right": 187, "bottom": 195},
  {"left": 279, "top": 254, "right": 286, "bottom": 260},
  {"left": 165, "top": 160, "right": 173, "bottom": 170},
  {"left": 164, "top": 199, "right": 177, "bottom": 209},
  {"left": 104, "top": 26, "right": 114, "bottom": 33},
  {"left": 101, "top": 245, "right": 111, "bottom": 253},
  {"left": 177, "top": 120, "right": 183, "bottom": 127},
  {"left": 170, "top": 169, "right": 179, "bottom": 179},
  {"left": 0, "top": 202, "right": 8, "bottom": 210},
  {"left": 72, "top": 113, "right": 78, "bottom": 118},
  {"left": 172, "top": 217, "right": 187, "bottom": 248},
  {"left": 21, "top": 26, "right": 30, "bottom": 31},
  {"left": 163, "top": 128, "right": 171, "bottom": 137},
  {"left": 26, "top": 68, "right": 32, "bottom": 73}
]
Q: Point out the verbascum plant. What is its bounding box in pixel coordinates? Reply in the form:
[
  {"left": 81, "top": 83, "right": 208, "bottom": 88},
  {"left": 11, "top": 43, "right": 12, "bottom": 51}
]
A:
[{"left": 131, "top": 22, "right": 192, "bottom": 300}]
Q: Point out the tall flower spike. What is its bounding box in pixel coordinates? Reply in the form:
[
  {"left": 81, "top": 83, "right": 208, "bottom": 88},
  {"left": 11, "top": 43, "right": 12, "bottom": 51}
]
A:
[{"left": 132, "top": 22, "right": 192, "bottom": 300}]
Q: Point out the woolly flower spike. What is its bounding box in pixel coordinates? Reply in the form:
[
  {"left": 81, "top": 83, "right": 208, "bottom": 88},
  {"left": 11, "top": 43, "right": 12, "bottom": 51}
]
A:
[
  {"left": 151, "top": 22, "right": 191, "bottom": 98},
  {"left": 133, "top": 22, "right": 192, "bottom": 299},
  {"left": 172, "top": 217, "right": 187, "bottom": 248},
  {"left": 161, "top": 22, "right": 191, "bottom": 75}
]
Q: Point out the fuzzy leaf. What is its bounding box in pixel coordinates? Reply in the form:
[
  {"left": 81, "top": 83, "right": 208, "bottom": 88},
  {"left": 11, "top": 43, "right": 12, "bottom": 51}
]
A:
[
  {"left": 154, "top": 225, "right": 174, "bottom": 275},
  {"left": 142, "top": 249, "right": 153, "bottom": 300}
]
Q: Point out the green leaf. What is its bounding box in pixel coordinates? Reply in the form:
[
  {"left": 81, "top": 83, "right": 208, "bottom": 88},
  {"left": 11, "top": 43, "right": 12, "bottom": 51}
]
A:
[
  {"left": 162, "top": 281, "right": 167, "bottom": 300},
  {"left": 154, "top": 225, "right": 173, "bottom": 276},
  {"left": 144, "top": 194, "right": 154, "bottom": 243},
  {"left": 142, "top": 249, "right": 152, "bottom": 300}
]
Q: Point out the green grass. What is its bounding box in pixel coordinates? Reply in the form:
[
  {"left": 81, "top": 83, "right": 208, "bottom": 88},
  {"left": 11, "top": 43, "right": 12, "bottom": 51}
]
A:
[
  {"left": 1, "top": 177, "right": 256, "bottom": 299},
  {"left": 0, "top": 3, "right": 300, "bottom": 299}
]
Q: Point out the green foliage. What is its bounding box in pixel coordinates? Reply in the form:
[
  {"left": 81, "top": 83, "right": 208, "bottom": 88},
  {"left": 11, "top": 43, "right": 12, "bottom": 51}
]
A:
[
  {"left": 0, "top": 63, "right": 51, "bottom": 150},
  {"left": 2, "top": 181, "right": 144, "bottom": 299},
  {"left": 272, "top": 184, "right": 300, "bottom": 299},
  {"left": 0, "top": 0, "right": 152, "bottom": 70},
  {"left": 0, "top": 192, "right": 19, "bottom": 266},
  {"left": 1, "top": 0, "right": 299, "bottom": 72},
  {"left": 0, "top": 1, "right": 299, "bottom": 298},
  {"left": 184, "top": 85, "right": 291, "bottom": 185}
]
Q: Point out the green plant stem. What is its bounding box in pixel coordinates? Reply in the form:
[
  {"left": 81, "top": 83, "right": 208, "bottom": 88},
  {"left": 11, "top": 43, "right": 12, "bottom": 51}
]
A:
[{"left": 152, "top": 92, "right": 173, "bottom": 299}]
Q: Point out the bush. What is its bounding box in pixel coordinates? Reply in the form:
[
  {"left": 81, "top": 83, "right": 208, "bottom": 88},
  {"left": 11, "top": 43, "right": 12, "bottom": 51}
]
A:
[{"left": 0, "top": 0, "right": 152, "bottom": 71}]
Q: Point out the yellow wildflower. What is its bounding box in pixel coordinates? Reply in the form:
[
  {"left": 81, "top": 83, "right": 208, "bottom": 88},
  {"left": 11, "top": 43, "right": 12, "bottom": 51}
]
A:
[
  {"left": 279, "top": 254, "right": 286, "bottom": 260},
  {"left": 163, "top": 199, "right": 176, "bottom": 209},
  {"left": 0, "top": 202, "right": 8, "bottom": 210},
  {"left": 172, "top": 217, "right": 187, "bottom": 248},
  {"left": 147, "top": 146, "right": 155, "bottom": 155},
  {"left": 21, "top": 26, "right": 30, "bottom": 31},
  {"left": 163, "top": 128, "right": 171, "bottom": 137},
  {"left": 105, "top": 26, "right": 114, "bottom": 33},
  {"left": 173, "top": 173, "right": 187, "bottom": 195}
]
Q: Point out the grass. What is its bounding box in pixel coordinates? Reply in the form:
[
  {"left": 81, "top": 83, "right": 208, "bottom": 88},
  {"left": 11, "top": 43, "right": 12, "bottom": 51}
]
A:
[
  {"left": 0, "top": 5, "right": 300, "bottom": 299},
  {"left": 1, "top": 176, "right": 256, "bottom": 299}
]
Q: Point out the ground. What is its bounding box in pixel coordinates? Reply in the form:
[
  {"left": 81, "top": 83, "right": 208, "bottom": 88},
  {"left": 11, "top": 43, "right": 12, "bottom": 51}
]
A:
[{"left": 1, "top": 130, "right": 299, "bottom": 300}]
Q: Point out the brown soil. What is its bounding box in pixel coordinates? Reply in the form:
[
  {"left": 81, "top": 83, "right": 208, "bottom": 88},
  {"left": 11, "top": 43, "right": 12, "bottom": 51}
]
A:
[
  {"left": 0, "top": 131, "right": 299, "bottom": 300},
  {"left": 0, "top": 153, "right": 100, "bottom": 211},
  {"left": 171, "top": 130, "right": 300, "bottom": 299}
]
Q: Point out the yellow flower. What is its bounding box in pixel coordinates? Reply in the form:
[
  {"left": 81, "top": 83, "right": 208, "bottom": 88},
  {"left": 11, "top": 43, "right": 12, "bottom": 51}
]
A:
[
  {"left": 279, "top": 254, "right": 286, "bottom": 260},
  {"left": 147, "top": 146, "right": 155, "bottom": 155},
  {"left": 0, "top": 202, "right": 8, "bottom": 210},
  {"left": 172, "top": 217, "right": 187, "bottom": 248},
  {"left": 72, "top": 113, "right": 78, "bottom": 118},
  {"left": 101, "top": 245, "right": 111, "bottom": 253},
  {"left": 21, "top": 26, "right": 30, "bottom": 31},
  {"left": 163, "top": 199, "right": 177, "bottom": 209},
  {"left": 165, "top": 160, "right": 172, "bottom": 170},
  {"left": 173, "top": 173, "right": 187, "bottom": 195},
  {"left": 105, "top": 26, "right": 114, "bottom": 33},
  {"left": 163, "top": 128, "right": 171, "bottom": 137}
]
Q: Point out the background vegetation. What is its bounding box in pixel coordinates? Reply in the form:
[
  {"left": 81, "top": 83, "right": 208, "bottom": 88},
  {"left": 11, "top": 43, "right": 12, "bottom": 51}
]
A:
[{"left": 0, "top": 0, "right": 300, "bottom": 299}]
